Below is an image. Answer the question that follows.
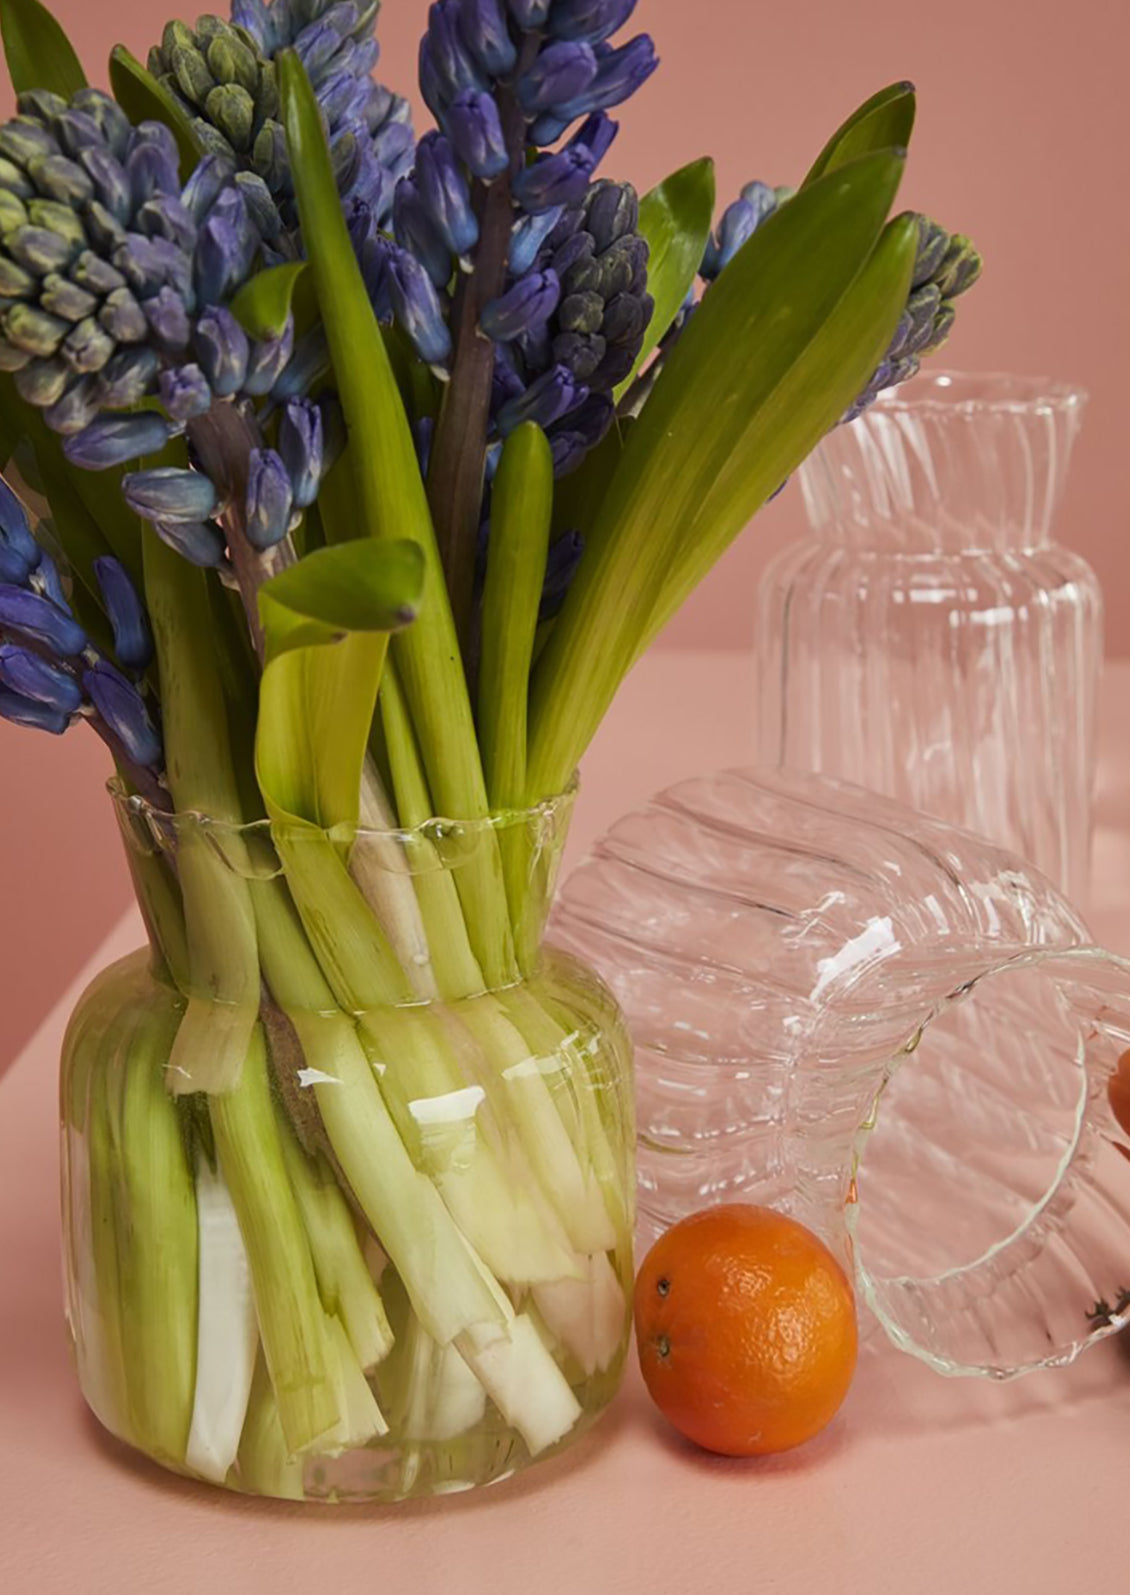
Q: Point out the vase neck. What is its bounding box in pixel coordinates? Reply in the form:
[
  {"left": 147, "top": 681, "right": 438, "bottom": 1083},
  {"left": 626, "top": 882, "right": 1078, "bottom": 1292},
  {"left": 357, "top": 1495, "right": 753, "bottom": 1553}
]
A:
[{"left": 799, "top": 372, "right": 1086, "bottom": 554}]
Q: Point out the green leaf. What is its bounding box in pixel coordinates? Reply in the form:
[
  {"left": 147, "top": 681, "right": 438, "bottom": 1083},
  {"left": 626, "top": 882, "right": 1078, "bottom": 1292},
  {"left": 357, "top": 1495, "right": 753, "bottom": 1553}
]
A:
[
  {"left": 615, "top": 156, "right": 716, "bottom": 400},
  {"left": 230, "top": 262, "right": 309, "bottom": 341},
  {"left": 804, "top": 82, "right": 917, "bottom": 184},
  {"left": 281, "top": 47, "right": 514, "bottom": 989},
  {"left": 644, "top": 211, "right": 919, "bottom": 647},
  {"left": 478, "top": 423, "right": 553, "bottom": 813},
  {"left": 109, "top": 45, "right": 201, "bottom": 177},
  {"left": 0, "top": 0, "right": 86, "bottom": 98},
  {"left": 255, "top": 539, "right": 425, "bottom": 1009},
  {"left": 527, "top": 148, "right": 908, "bottom": 800},
  {"left": 259, "top": 537, "right": 424, "bottom": 662}
]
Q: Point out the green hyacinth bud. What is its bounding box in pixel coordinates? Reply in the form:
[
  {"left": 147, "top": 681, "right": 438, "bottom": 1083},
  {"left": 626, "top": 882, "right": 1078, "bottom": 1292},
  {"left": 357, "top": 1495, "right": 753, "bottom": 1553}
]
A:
[
  {"left": 4, "top": 301, "right": 69, "bottom": 356},
  {"left": 204, "top": 84, "right": 256, "bottom": 153}
]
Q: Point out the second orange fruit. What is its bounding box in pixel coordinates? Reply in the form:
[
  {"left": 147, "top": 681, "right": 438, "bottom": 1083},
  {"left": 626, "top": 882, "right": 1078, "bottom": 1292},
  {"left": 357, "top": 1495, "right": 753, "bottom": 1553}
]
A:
[{"left": 633, "top": 1203, "right": 858, "bottom": 1457}]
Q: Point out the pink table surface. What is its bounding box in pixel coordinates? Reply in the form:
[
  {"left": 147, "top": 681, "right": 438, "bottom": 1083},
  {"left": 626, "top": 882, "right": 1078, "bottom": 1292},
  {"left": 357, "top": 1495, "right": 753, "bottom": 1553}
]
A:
[{"left": 3, "top": 649, "right": 1130, "bottom": 1595}]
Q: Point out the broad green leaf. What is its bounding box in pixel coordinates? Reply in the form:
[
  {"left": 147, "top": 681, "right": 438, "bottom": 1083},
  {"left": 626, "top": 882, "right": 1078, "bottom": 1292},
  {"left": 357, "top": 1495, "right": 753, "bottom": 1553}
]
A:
[
  {"left": 109, "top": 45, "right": 201, "bottom": 176},
  {"left": 615, "top": 156, "right": 715, "bottom": 400},
  {"left": 478, "top": 423, "right": 552, "bottom": 813},
  {"left": 527, "top": 149, "right": 908, "bottom": 800},
  {"left": 281, "top": 48, "right": 513, "bottom": 988},
  {"left": 255, "top": 537, "right": 425, "bottom": 1009},
  {"left": 230, "top": 262, "right": 308, "bottom": 341},
  {"left": 804, "top": 82, "right": 917, "bottom": 184},
  {"left": 0, "top": 0, "right": 85, "bottom": 98},
  {"left": 645, "top": 212, "right": 919, "bottom": 646}
]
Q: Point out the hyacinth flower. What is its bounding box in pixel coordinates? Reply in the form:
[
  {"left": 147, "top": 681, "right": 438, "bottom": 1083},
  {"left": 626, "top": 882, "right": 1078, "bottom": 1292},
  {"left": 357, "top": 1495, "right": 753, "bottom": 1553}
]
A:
[{"left": 0, "top": 3, "right": 983, "bottom": 1502}]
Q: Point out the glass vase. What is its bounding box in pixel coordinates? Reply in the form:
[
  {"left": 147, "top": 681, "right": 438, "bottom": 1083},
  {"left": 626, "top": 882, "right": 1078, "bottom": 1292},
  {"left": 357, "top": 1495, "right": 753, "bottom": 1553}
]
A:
[
  {"left": 60, "top": 783, "right": 634, "bottom": 1502},
  {"left": 549, "top": 766, "right": 1130, "bottom": 1380},
  {"left": 756, "top": 372, "right": 1098, "bottom": 901}
]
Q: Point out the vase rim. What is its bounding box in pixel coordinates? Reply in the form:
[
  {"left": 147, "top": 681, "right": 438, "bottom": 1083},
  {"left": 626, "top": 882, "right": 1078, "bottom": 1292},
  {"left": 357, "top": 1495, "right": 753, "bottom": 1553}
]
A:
[
  {"left": 869, "top": 368, "right": 1087, "bottom": 417},
  {"left": 108, "top": 773, "right": 580, "bottom": 871}
]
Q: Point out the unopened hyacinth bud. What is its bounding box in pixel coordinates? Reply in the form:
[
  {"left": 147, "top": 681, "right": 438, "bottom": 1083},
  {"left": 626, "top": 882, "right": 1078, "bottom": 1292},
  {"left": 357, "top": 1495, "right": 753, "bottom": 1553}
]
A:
[
  {"left": 83, "top": 660, "right": 162, "bottom": 768},
  {"left": 393, "top": 178, "right": 452, "bottom": 289},
  {"left": 509, "top": 0, "right": 552, "bottom": 26},
  {"left": 0, "top": 644, "right": 82, "bottom": 713},
  {"left": 386, "top": 247, "right": 452, "bottom": 367},
  {"left": 64, "top": 412, "right": 171, "bottom": 471},
  {"left": 93, "top": 555, "right": 153, "bottom": 672},
  {"left": 278, "top": 400, "right": 324, "bottom": 509},
  {"left": 551, "top": 0, "right": 638, "bottom": 45},
  {"left": 245, "top": 447, "right": 293, "bottom": 549},
  {"left": 497, "top": 363, "right": 587, "bottom": 434},
  {"left": 159, "top": 362, "right": 213, "bottom": 422},
  {"left": 421, "top": 1, "right": 487, "bottom": 121},
  {"left": 194, "top": 306, "right": 250, "bottom": 398},
  {"left": 242, "top": 319, "right": 295, "bottom": 397},
  {"left": 123, "top": 467, "right": 219, "bottom": 524},
  {"left": 540, "top": 528, "right": 584, "bottom": 617},
  {"left": 153, "top": 518, "right": 227, "bottom": 568},
  {"left": 415, "top": 132, "right": 479, "bottom": 259},
  {"left": 457, "top": 0, "right": 517, "bottom": 77},
  {"left": 0, "top": 684, "right": 70, "bottom": 733},
  {"left": 445, "top": 89, "right": 509, "bottom": 181},
  {"left": 194, "top": 186, "right": 258, "bottom": 306},
  {"left": 509, "top": 207, "right": 562, "bottom": 276},
  {"left": 550, "top": 34, "right": 658, "bottom": 120},
  {"left": 700, "top": 183, "right": 778, "bottom": 281},
  {"left": 513, "top": 147, "right": 597, "bottom": 214},
  {"left": 481, "top": 270, "right": 561, "bottom": 341},
  {"left": 518, "top": 42, "right": 599, "bottom": 115},
  {"left": 0, "top": 584, "right": 86, "bottom": 656}
]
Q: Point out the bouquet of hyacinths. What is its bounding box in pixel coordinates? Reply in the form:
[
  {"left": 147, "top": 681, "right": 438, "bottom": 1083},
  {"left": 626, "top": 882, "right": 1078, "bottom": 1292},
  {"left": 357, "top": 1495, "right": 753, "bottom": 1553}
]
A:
[{"left": 0, "top": 0, "right": 979, "bottom": 1500}]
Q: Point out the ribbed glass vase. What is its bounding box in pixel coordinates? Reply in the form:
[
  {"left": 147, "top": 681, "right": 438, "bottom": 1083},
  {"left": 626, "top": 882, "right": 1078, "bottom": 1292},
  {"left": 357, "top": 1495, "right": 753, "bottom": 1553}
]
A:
[
  {"left": 756, "top": 372, "right": 1098, "bottom": 900},
  {"left": 550, "top": 767, "right": 1130, "bottom": 1382},
  {"left": 60, "top": 783, "right": 634, "bottom": 1502}
]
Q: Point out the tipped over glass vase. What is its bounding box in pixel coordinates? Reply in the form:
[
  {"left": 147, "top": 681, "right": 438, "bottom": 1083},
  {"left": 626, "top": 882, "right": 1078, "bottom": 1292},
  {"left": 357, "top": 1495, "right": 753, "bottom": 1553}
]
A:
[
  {"left": 756, "top": 372, "right": 1099, "bottom": 901},
  {"left": 60, "top": 784, "right": 633, "bottom": 1502},
  {"left": 550, "top": 767, "right": 1130, "bottom": 1380}
]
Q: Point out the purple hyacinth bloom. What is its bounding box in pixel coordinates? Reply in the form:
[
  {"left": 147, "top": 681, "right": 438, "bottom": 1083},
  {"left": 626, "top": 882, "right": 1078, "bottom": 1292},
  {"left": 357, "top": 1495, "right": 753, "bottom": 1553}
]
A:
[
  {"left": 194, "top": 307, "right": 250, "bottom": 398},
  {"left": 386, "top": 247, "right": 453, "bottom": 367},
  {"left": 181, "top": 154, "right": 239, "bottom": 223},
  {"left": 550, "top": 0, "right": 637, "bottom": 44},
  {"left": 509, "top": 0, "right": 552, "bottom": 24},
  {"left": 123, "top": 468, "right": 218, "bottom": 524},
  {"left": 513, "top": 147, "right": 597, "bottom": 213},
  {"left": 496, "top": 363, "right": 586, "bottom": 433},
  {"left": 539, "top": 527, "right": 584, "bottom": 616},
  {"left": 0, "top": 645, "right": 82, "bottom": 713},
  {"left": 700, "top": 194, "right": 771, "bottom": 281},
  {"left": 78, "top": 146, "right": 131, "bottom": 219},
  {"left": 97, "top": 348, "right": 159, "bottom": 409},
  {"left": 0, "top": 585, "right": 86, "bottom": 656},
  {"left": 245, "top": 448, "right": 294, "bottom": 550},
  {"left": 421, "top": 1, "right": 487, "bottom": 119},
  {"left": 393, "top": 178, "right": 453, "bottom": 289},
  {"left": 243, "top": 320, "right": 296, "bottom": 397},
  {"left": 153, "top": 519, "right": 227, "bottom": 568},
  {"left": 517, "top": 42, "right": 599, "bottom": 114},
  {"left": 445, "top": 90, "right": 510, "bottom": 181},
  {"left": 159, "top": 363, "right": 213, "bottom": 423},
  {"left": 0, "top": 685, "right": 70, "bottom": 733},
  {"left": 231, "top": 0, "right": 275, "bottom": 53},
  {"left": 278, "top": 400, "right": 324, "bottom": 509},
  {"left": 32, "top": 550, "right": 71, "bottom": 613},
  {"left": 481, "top": 270, "right": 561, "bottom": 340},
  {"left": 137, "top": 287, "right": 190, "bottom": 354},
  {"left": 415, "top": 132, "right": 479, "bottom": 258},
  {"left": 0, "top": 541, "right": 27, "bottom": 585},
  {"left": 93, "top": 555, "right": 153, "bottom": 672},
  {"left": 0, "top": 479, "right": 38, "bottom": 576},
  {"left": 458, "top": 0, "right": 518, "bottom": 76},
  {"left": 83, "top": 660, "right": 162, "bottom": 768},
  {"left": 550, "top": 34, "right": 658, "bottom": 118},
  {"left": 509, "top": 205, "right": 564, "bottom": 275},
  {"left": 63, "top": 412, "right": 171, "bottom": 471},
  {"left": 194, "top": 187, "right": 258, "bottom": 307},
  {"left": 126, "top": 138, "right": 180, "bottom": 209}
]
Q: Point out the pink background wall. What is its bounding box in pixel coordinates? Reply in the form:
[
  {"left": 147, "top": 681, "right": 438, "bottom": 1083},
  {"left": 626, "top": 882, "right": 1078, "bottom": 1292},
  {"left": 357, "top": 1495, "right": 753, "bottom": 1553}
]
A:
[{"left": 1, "top": 0, "right": 1128, "bottom": 1067}]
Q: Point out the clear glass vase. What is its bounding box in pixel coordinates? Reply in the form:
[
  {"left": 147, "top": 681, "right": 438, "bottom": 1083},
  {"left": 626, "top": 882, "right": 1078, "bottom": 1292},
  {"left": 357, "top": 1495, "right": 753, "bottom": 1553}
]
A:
[
  {"left": 549, "top": 767, "right": 1130, "bottom": 1380},
  {"left": 756, "top": 372, "right": 1099, "bottom": 901},
  {"left": 60, "top": 784, "right": 634, "bottom": 1502}
]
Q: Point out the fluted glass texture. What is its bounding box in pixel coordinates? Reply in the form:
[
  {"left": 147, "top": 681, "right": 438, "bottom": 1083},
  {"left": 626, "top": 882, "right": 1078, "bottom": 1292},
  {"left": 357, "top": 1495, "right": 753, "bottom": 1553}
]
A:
[
  {"left": 549, "top": 768, "right": 1130, "bottom": 1380},
  {"left": 60, "top": 787, "right": 634, "bottom": 1502},
  {"left": 757, "top": 372, "right": 1099, "bottom": 901}
]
